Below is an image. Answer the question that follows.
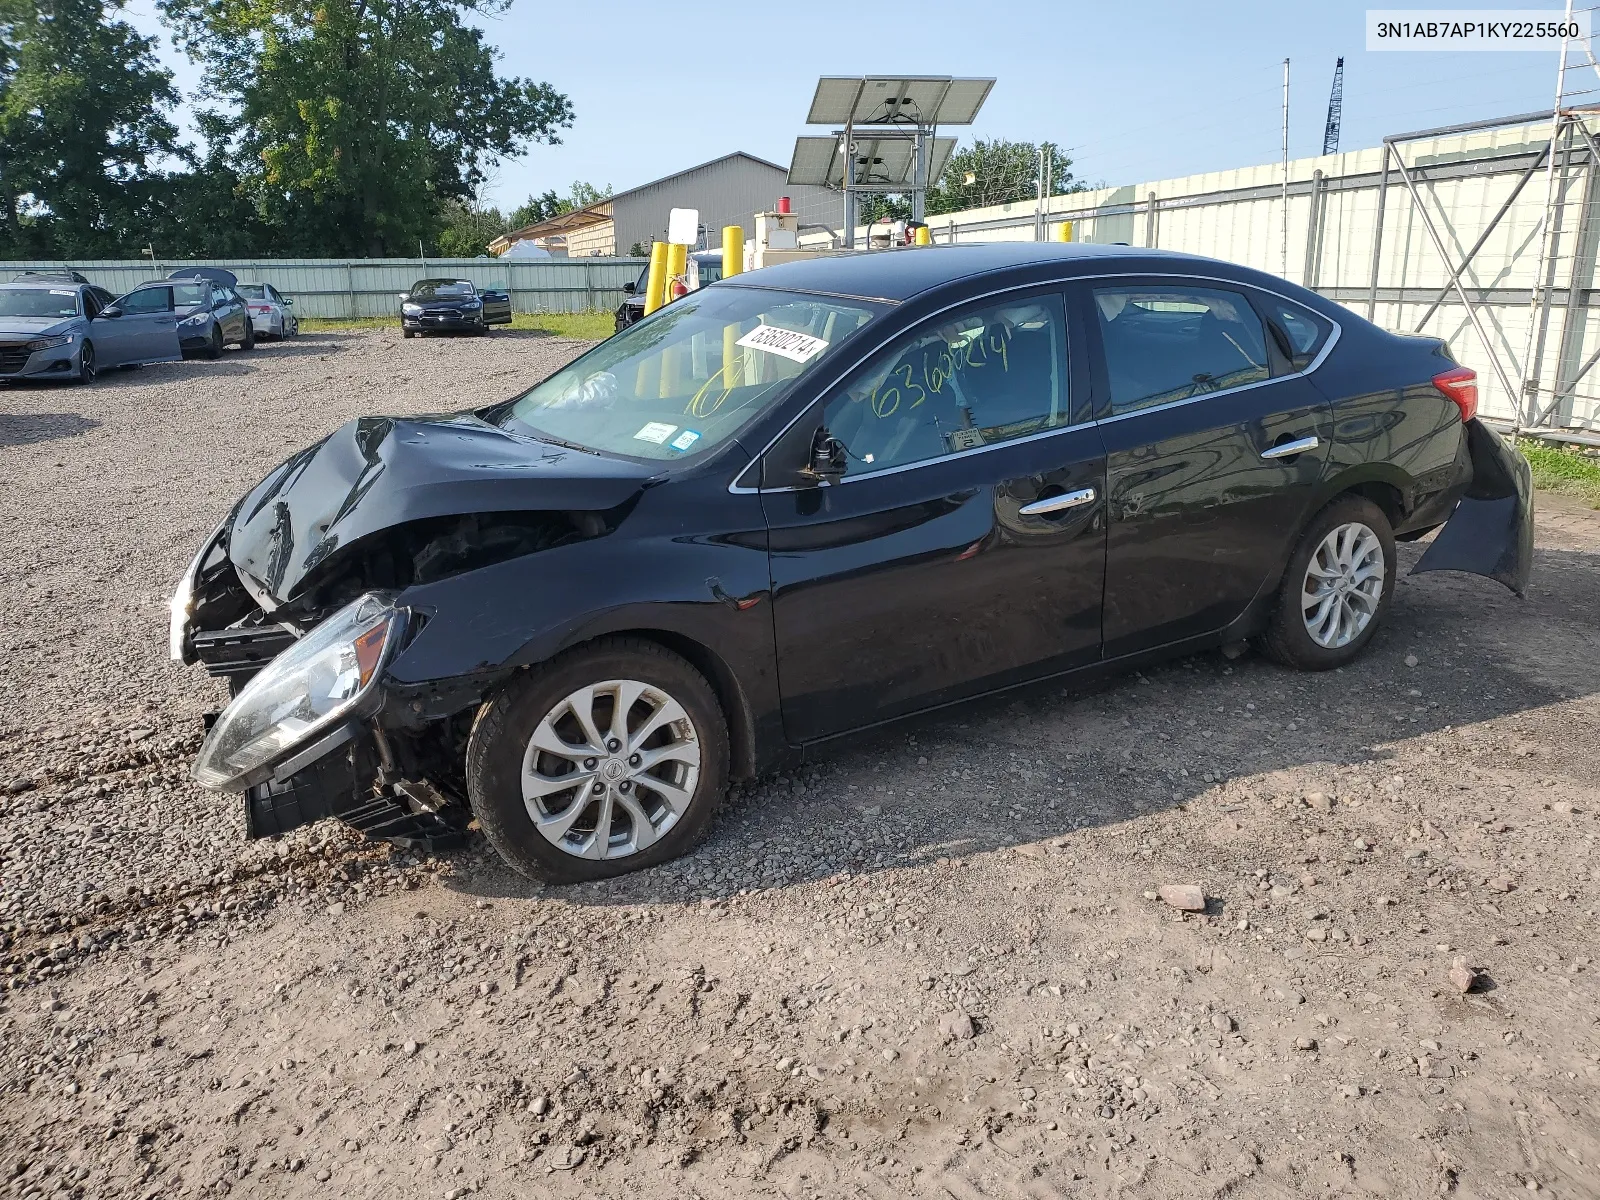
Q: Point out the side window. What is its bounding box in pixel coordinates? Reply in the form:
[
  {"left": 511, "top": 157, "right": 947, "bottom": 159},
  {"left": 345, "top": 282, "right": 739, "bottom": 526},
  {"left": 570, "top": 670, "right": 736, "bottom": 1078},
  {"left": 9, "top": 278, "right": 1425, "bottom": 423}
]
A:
[
  {"left": 1093, "top": 285, "right": 1270, "bottom": 417},
  {"left": 82, "top": 289, "right": 101, "bottom": 319},
  {"left": 823, "top": 293, "right": 1068, "bottom": 478},
  {"left": 120, "top": 287, "right": 172, "bottom": 315},
  {"left": 212, "top": 286, "right": 229, "bottom": 309},
  {"left": 1259, "top": 296, "right": 1333, "bottom": 371},
  {"left": 268, "top": 286, "right": 284, "bottom": 304}
]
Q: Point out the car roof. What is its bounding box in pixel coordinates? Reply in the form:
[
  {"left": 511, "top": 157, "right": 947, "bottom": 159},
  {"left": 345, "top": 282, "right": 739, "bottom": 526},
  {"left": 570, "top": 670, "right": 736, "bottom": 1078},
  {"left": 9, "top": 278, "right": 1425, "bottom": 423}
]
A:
[
  {"left": 722, "top": 242, "right": 1259, "bottom": 303},
  {"left": 0, "top": 280, "right": 87, "bottom": 291}
]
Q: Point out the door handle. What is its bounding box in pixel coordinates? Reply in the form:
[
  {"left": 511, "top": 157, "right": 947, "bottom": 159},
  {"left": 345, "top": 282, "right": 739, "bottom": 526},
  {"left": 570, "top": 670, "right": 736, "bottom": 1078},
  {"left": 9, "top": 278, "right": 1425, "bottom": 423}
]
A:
[
  {"left": 1019, "top": 486, "right": 1097, "bottom": 516},
  {"left": 1260, "top": 435, "right": 1319, "bottom": 460}
]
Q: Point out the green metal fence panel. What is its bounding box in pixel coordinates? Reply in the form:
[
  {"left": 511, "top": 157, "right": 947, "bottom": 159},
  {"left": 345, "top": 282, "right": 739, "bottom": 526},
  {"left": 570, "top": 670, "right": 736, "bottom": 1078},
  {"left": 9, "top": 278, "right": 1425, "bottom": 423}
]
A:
[{"left": 1, "top": 257, "right": 648, "bottom": 319}]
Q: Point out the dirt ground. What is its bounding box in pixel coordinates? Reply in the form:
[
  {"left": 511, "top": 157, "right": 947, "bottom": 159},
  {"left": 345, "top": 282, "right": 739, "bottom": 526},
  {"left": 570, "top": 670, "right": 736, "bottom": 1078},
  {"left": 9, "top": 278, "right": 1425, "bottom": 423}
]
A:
[{"left": 1, "top": 330, "right": 1597, "bottom": 1199}]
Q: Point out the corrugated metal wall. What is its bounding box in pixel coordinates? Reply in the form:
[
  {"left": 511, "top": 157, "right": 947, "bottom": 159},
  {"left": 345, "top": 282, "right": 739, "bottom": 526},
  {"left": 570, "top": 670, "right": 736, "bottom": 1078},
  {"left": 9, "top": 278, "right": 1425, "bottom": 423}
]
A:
[
  {"left": 812, "top": 115, "right": 1598, "bottom": 432},
  {"left": 0, "top": 257, "right": 647, "bottom": 318}
]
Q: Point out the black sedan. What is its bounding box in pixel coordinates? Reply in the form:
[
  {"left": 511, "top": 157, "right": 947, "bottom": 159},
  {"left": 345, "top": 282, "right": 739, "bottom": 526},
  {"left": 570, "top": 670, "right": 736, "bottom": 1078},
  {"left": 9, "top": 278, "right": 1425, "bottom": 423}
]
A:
[
  {"left": 171, "top": 243, "right": 1531, "bottom": 883},
  {"left": 401, "top": 278, "right": 512, "bottom": 336}
]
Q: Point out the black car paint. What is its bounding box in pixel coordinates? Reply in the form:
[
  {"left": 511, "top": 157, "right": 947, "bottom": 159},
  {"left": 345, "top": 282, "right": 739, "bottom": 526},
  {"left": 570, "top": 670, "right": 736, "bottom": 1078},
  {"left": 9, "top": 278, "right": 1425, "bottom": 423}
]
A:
[
  {"left": 179, "top": 243, "right": 1533, "bottom": 842},
  {"left": 401, "top": 279, "right": 512, "bottom": 334}
]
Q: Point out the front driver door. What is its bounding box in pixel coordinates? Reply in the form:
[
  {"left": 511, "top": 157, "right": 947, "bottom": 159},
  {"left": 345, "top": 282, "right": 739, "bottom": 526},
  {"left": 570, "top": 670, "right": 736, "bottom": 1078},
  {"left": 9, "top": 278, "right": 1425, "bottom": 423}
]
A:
[
  {"left": 1085, "top": 279, "right": 1334, "bottom": 657},
  {"left": 763, "top": 289, "right": 1107, "bottom": 743}
]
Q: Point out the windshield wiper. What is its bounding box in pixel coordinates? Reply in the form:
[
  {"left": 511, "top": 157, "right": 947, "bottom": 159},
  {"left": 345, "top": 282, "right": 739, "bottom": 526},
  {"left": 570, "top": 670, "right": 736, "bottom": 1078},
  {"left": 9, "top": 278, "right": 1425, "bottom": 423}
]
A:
[{"left": 530, "top": 432, "right": 603, "bottom": 456}]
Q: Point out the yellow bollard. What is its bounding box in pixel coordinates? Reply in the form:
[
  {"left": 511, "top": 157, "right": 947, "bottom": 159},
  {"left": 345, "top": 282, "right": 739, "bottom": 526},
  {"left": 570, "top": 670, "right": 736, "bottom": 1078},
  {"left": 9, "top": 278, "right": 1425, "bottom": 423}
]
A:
[
  {"left": 643, "top": 241, "right": 669, "bottom": 315},
  {"left": 665, "top": 242, "right": 688, "bottom": 300},
  {"left": 723, "top": 323, "right": 742, "bottom": 390},
  {"left": 721, "top": 225, "right": 744, "bottom": 278},
  {"left": 914, "top": 225, "right": 931, "bottom": 246},
  {"left": 1057, "top": 220, "right": 1074, "bottom": 243}
]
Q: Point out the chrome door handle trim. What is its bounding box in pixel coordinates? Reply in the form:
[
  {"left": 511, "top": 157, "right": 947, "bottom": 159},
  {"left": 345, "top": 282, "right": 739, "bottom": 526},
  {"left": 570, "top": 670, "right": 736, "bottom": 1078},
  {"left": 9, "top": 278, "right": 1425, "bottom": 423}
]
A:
[
  {"left": 1019, "top": 487, "right": 1097, "bottom": 516},
  {"left": 1260, "top": 435, "right": 1319, "bottom": 460}
]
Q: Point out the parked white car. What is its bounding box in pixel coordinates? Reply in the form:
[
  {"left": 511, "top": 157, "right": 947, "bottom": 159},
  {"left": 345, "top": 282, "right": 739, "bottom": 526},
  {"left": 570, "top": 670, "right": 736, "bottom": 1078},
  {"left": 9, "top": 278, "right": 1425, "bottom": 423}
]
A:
[{"left": 236, "top": 282, "right": 298, "bottom": 340}]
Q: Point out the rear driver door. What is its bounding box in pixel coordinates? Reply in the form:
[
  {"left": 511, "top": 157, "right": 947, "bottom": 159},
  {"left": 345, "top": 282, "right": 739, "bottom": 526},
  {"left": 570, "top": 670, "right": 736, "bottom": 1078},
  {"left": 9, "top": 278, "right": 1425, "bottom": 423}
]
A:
[{"left": 1084, "top": 279, "right": 1333, "bottom": 657}]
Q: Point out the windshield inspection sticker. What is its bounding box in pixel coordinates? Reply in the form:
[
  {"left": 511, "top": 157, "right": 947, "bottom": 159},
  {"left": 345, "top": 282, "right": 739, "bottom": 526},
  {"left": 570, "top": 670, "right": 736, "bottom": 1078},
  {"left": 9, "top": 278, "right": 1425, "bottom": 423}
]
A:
[
  {"left": 633, "top": 422, "right": 678, "bottom": 444},
  {"left": 669, "top": 429, "right": 701, "bottom": 452},
  {"left": 49, "top": 289, "right": 75, "bottom": 296},
  {"left": 736, "top": 324, "right": 829, "bottom": 364}
]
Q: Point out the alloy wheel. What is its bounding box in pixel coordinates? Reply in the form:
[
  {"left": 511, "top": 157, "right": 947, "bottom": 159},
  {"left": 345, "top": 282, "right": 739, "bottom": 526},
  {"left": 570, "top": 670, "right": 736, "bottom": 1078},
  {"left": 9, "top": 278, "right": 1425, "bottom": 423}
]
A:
[
  {"left": 520, "top": 679, "right": 701, "bottom": 860},
  {"left": 1301, "top": 521, "right": 1385, "bottom": 648},
  {"left": 78, "top": 342, "right": 96, "bottom": 384}
]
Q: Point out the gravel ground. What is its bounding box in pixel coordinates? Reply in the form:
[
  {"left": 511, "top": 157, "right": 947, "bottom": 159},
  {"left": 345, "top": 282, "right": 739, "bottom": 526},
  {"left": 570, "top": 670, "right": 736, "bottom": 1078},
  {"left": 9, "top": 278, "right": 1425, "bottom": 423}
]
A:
[{"left": 2, "top": 330, "right": 1598, "bottom": 1199}]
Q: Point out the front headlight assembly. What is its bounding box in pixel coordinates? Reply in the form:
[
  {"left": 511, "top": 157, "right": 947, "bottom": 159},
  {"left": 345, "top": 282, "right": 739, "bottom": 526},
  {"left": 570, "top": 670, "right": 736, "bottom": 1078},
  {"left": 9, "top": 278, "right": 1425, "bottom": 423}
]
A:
[
  {"left": 192, "top": 593, "right": 404, "bottom": 791},
  {"left": 402, "top": 303, "right": 422, "bottom": 314}
]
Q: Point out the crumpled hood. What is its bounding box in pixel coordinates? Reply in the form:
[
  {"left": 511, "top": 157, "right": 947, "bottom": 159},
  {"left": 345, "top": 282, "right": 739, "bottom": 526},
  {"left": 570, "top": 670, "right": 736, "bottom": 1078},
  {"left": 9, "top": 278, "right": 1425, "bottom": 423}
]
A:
[
  {"left": 227, "top": 413, "right": 657, "bottom": 608},
  {"left": 0, "top": 316, "right": 76, "bottom": 338}
]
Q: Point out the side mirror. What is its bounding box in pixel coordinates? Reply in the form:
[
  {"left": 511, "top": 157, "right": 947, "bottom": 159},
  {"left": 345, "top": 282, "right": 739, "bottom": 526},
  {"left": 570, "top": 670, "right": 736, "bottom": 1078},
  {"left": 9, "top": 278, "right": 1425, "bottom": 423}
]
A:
[
  {"left": 397, "top": 292, "right": 410, "bottom": 303},
  {"left": 622, "top": 281, "right": 637, "bottom": 295},
  {"left": 283, "top": 297, "right": 293, "bottom": 306},
  {"left": 806, "top": 427, "right": 848, "bottom": 483},
  {"left": 98, "top": 304, "right": 122, "bottom": 319}
]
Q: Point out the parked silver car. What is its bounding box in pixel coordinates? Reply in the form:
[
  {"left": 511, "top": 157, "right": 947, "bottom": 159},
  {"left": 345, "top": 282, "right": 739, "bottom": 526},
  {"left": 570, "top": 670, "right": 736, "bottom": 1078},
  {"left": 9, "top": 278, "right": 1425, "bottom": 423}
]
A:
[
  {"left": 0, "top": 272, "right": 180, "bottom": 384},
  {"left": 237, "top": 282, "right": 298, "bottom": 340}
]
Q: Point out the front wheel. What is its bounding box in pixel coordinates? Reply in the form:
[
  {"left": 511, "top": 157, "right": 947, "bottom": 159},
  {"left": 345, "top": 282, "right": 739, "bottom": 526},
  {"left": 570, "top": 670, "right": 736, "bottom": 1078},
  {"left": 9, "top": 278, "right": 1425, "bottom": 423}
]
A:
[
  {"left": 1259, "top": 495, "right": 1396, "bottom": 670},
  {"left": 77, "top": 341, "right": 96, "bottom": 384},
  {"left": 239, "top": 320, "right": 255, "bottom": 351},
  {"left": 204, "top": 326, "right": 223, "bottom": 360},
  {"left": 466, "top": 638, "right": 729, "bottom": 884}
]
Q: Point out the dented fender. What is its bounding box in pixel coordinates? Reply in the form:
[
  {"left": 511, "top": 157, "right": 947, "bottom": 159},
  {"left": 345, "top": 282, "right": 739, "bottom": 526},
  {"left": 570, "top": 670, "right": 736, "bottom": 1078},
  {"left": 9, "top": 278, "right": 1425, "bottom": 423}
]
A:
[{"left": 1411, "top": 419, "right": 1533, "bottom": 595}]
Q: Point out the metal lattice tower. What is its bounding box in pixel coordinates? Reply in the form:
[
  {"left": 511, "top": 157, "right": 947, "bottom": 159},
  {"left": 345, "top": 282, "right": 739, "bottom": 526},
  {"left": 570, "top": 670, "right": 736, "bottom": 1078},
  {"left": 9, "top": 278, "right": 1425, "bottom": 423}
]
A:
[{"left": 1322, "top": 58, "right": 1344, "bottom": 156}]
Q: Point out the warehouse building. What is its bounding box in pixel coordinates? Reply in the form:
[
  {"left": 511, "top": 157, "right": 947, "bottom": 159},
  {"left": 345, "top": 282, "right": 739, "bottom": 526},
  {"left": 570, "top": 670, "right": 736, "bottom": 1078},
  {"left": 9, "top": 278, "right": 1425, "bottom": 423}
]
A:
[{"left": 490, "top": 151, "right": 845, "bottom": 257}]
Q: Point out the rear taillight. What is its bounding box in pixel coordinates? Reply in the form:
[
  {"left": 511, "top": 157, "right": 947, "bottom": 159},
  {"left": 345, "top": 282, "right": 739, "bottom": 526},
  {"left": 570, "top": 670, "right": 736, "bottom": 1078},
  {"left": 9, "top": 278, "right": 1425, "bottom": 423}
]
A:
[{"left": 1433, "top": 366, "right": 1478, "bottom": 422}]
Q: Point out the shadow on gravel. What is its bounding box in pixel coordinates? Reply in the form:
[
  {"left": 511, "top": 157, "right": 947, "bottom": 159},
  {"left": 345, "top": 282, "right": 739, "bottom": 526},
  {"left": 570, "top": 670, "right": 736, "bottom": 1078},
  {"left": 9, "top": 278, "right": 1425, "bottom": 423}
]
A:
[
  {"left": 0, "top": 411, "right": 100, "bottom": 445},
  {"left": 443, "top": 540, "right": 1600, "bottom": 910}
]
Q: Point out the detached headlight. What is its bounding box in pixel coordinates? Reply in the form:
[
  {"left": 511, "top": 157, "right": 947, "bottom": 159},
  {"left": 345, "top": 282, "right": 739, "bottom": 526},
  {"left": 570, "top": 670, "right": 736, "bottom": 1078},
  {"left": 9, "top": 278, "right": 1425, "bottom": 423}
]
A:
[
  {"left": 402, "top": 303, "right": 422, "bottom": 314},
  {"left": 192, "top": 593, "right": 403, "bottom": 791},
  {"left": 180, "top": 312, "right": 210, "bottom": 327}
]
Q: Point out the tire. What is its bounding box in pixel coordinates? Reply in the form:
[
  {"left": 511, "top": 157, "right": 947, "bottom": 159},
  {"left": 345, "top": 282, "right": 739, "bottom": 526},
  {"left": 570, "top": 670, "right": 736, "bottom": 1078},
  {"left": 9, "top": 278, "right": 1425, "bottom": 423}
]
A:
[
  {"left": 239, "top": 320, "right": 255, "bottom": 351},
  {"left": 203, "top": 326, "right": 223, "bottom": 360},
  {"left": 77, "top": 341, "right": 96, "bottom": 384},
  {"left": 466, "top": 637, "right": 729, "bottom": 884},
  {"left": 403, "top": 330, "right": 416, "bottom": 339},
  {"left": 1259, "top": 495, "right": 1396, "bottom": 671}
]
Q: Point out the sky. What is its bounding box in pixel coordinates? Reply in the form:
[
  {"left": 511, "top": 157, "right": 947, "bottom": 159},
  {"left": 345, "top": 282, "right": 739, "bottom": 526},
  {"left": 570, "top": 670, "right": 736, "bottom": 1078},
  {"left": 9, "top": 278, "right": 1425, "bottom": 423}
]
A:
[{"left": 122, "top": 0, "right": 1568, "bottom": 211}]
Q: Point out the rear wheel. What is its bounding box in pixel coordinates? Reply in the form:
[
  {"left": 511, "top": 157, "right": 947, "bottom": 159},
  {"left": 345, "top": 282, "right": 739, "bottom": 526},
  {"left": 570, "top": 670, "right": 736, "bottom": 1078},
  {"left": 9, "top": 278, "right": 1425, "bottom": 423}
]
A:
[
  {"left": 76, "top": 342, "right": 96, "bottom": 384},
  {"left": 1260, "top": 495, "right": 1396, "bottom": 670},
  {"left": 466, "top": 638, "right": 729, "bottom": 884}
]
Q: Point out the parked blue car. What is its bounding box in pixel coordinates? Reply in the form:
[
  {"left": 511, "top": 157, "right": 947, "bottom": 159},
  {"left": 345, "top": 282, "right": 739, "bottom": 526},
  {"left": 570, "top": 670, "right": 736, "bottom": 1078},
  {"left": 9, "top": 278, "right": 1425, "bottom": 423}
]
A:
[{"left": 0, "top": 272, "right": 181, "bottom": 384}]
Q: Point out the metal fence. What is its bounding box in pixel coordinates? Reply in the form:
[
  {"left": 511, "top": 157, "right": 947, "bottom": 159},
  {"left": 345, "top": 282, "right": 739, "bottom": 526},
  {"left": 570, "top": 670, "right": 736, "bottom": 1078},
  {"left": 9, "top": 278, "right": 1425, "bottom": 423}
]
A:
[{"left": 0, "top": 256, "right": 647, "bottom": 319}]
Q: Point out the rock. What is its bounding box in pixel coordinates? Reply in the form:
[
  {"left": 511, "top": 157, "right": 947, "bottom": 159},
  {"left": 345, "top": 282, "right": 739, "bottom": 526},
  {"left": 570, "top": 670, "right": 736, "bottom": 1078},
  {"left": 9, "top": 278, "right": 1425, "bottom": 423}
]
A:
[
  {"left": 1404, "top": 654, "right": 1419, "bottom": 667},
  {"left": 429, "top": 1136, "right": 454, "bottom": 1154},
  {"left": 938, "top": 1010, "right": 976, "bottom": 1042},
  {"left": 882, "top": 1048, "right": 899, "bottom": 1062},
  {"left": 1488, "top": 876, "right": 1516, "bottom": 893},
  {"left": 403, "top": 1040, "right": 420, "bottom": 1058},
  {"left": 530, "top": 1096, "right": 550, "bottom": 1116},
  {"left": 326, "top": 902, "right": 345, "bottom": 917},
  {"left": 1019, "top": 1086, "right": 1037, "bottom": 1100},
  {"left": 1212, "top": 1013, "right": 1234, "bottom": 1033},
  {"left": 1293, "top": 1036, "right": 1318, "bottom": 1051},
  {"left": 548, "top": 1144, "right": 585, "bottom": 1171},
  {"left": 314, "top": 1168, "right": 331, "bottom": 1182},
  {"left": 1306, "top": 791, "right": 1333, "bottom": 811},
  {"left": 1448, "top": 958, "right": 1480, "bottom": 993},
  {"left": 1156, "top": 883, "right": 1206, "bottom": 912}
]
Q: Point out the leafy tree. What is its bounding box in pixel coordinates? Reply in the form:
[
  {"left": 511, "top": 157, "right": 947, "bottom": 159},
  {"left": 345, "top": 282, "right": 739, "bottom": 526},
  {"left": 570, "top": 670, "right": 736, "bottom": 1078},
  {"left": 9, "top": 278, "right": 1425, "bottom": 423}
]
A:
[
  {"left": 0, "top": 0, "right": 181, "bottom": 257},
  {"left": 161, "top": 0, "right": 575, "bottom": 256},
  {"left": 435, "top": 197, "right": 509, "bottom": 257},
  {"left": 508, "top": 180, "right": 612, "bottom": 230},
  {"left": 927, "top": 139, "right": 1083, "bottom": 215}
]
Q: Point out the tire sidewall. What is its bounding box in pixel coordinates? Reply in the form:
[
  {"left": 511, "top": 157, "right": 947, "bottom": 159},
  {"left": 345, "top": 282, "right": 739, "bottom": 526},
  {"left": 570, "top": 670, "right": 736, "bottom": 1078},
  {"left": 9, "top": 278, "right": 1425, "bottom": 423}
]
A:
[
  {"left": 1268, "top": 497, "right": 1397, "bottom": 669},
  {"left": 78, "top": 342, "right": 96, "bottom": 384},
  {"left": 467, "top": 640, "right": 729, "bottom": 884}
]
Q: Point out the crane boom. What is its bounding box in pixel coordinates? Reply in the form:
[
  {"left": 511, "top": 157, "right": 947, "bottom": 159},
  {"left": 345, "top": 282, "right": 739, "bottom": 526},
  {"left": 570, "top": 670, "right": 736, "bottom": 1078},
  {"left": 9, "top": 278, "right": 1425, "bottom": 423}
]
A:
[{"left": 1322, "top": 57, "right": 1344, "bottom": 155}]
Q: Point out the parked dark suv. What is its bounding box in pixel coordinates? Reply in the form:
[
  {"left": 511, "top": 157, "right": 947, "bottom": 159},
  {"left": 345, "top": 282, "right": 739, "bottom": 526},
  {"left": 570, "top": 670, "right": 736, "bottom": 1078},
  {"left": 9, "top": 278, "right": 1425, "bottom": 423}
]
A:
[{"left": 173, "top": 243, "right": 1531, "bottom": 885}]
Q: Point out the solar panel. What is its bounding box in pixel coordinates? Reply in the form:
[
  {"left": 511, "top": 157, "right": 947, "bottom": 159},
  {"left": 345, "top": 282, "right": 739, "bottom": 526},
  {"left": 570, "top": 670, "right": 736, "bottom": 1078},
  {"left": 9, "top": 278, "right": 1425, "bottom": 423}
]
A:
[
  {"left": 804, "top": 76, "right": 995, "bottom": 127},
  {"left": 787, "top": 135, "right": 957, "bottom": 189}
]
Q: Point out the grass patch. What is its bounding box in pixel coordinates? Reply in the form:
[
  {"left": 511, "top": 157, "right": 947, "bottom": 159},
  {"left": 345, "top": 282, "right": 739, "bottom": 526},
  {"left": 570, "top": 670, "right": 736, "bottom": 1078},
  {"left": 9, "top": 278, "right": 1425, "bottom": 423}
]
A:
[
  {"left": 1521, "top": 440, "right": 1600, "bottom": 507},
  {"left": 298, "top": 310, "right": 613, "bottom": 339}
]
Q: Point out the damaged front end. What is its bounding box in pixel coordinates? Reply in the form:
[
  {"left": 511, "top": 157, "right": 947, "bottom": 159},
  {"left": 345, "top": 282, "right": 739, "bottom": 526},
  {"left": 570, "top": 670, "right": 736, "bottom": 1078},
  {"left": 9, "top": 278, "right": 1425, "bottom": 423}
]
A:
[
  {"left": 1412, "top": 418, "right": 1535, "bottom": 595},
  {"left": 172, "top": 412, "right": 651, "bottom": 850}
]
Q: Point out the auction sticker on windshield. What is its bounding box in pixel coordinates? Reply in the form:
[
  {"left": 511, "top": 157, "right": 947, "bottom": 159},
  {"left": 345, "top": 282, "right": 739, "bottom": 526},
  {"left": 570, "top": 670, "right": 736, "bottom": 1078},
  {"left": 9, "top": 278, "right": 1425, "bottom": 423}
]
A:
[
  {"left": 736, "top": 324, "right": 829, "bottom": 364},
  {"left": 634, "top": 422, "right": 678, "bottom": 444}
]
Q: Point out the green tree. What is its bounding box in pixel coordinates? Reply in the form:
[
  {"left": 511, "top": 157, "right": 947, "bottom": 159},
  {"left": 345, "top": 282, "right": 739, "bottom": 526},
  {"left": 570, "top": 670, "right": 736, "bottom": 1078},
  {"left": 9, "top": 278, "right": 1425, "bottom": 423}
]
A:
[
  {"left": 0, "top": 0, "right": 181, "bottom": 257},
  {"left": 927, "top": 139, "right": 1083, "bottom": 215},
  {"left": 507, "top": 180, "right": 611, "bottom": 230},
  {"left": 435, "top": 197, "right": 508, "bottom": 256},
  {"left": 161, "top": 0, "right": 575, "bottom": 256}
]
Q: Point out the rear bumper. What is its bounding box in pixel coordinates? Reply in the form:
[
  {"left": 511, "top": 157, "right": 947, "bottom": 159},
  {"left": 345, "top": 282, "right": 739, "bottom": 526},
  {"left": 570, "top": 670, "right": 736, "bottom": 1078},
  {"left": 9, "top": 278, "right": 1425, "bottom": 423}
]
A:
[{"left": 1412, "top": 419, "right": 1534, "bottom": 595}]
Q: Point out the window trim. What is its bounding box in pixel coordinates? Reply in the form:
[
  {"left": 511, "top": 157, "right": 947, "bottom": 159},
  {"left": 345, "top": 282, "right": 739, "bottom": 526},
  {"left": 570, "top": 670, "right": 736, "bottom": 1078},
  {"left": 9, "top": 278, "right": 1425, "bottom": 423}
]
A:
[{"left": 734, "top": 271, "right": 1343, "bottom": 495}]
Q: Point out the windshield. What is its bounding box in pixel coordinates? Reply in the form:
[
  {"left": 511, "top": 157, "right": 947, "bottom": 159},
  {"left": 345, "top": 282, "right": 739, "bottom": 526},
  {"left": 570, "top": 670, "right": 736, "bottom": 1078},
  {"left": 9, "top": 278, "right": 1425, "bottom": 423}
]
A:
[
  {"left": 172, "top": 282, "right": 208, "bottom": 308},
  {"left": 0, "top": 288, "right": 80, "bottom": 318},
  {"left": 411, "top": 280, "right": 474, "bottom": 299},
  {"left": 491, "top": 286, "right": 884, "bottom": 461},
  {"left": 236, "top": 284, "right": 266, "bottom": 300}
]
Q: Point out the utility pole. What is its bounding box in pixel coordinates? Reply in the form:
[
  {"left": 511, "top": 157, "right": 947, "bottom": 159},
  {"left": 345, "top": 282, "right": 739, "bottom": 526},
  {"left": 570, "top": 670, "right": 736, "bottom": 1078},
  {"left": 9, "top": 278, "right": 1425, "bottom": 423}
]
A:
[{"left": 1281, "top": 58, "right": 1291, "bottom": 279}]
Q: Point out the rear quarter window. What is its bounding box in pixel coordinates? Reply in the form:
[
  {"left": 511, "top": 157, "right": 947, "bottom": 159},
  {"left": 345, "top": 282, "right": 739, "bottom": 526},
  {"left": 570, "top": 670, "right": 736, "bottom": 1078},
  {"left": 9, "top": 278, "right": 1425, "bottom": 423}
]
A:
[{"left": 1259, "top": 296, "right": 1334, "bottom": 371}]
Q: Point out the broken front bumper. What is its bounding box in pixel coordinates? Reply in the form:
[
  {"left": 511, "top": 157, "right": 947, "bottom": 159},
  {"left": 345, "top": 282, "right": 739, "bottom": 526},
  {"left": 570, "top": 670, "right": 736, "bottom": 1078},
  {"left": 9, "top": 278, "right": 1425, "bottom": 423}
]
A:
[{"left": 1411, "top": 419, "right": 1534, "bottom": 595}]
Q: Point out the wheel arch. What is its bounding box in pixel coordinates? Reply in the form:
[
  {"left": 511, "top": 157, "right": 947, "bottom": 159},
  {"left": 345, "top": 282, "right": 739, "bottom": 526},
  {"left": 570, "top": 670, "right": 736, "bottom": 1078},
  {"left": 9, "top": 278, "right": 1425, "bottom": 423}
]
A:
[{"left": 1315, "top": 463, "right": 1411, "bottom": 531}]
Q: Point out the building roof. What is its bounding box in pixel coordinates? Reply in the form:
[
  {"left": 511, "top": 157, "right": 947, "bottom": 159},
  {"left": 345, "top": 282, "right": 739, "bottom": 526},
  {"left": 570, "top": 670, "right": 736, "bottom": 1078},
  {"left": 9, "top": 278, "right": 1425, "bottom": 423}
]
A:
[{"left": 490, "top": 152, "right": 791, "bottom": 254}]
